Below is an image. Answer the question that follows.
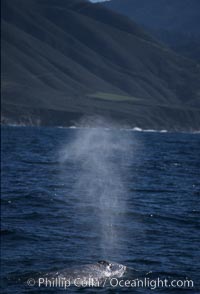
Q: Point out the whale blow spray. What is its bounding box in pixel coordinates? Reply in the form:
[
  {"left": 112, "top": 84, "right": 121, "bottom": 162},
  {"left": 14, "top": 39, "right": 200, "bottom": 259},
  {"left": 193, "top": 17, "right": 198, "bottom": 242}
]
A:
[{"left": 60, "top": 118, "right": 132, "bottom": 260}]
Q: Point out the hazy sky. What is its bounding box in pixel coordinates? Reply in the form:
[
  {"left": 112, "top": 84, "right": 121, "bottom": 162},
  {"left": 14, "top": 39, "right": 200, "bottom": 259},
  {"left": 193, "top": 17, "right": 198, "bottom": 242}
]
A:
[{"left": 90, "top": 0, "right": 109, "bottom": 2}]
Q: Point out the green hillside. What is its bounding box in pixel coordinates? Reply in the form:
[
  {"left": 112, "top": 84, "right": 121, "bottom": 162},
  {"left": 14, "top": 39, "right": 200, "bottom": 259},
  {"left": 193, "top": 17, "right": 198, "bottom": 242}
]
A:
[{"left": 1, "top": 0, "right": 200, "bottom": 130}]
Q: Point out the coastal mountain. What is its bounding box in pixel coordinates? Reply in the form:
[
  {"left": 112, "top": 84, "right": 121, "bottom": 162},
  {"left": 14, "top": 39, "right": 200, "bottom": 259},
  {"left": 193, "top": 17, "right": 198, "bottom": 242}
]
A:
[
  {"left": 2, "top": 0, "right": 200, "bottom": 130},
  {"left": 104, "top": 0, "right": 200, "bottom": 62}
]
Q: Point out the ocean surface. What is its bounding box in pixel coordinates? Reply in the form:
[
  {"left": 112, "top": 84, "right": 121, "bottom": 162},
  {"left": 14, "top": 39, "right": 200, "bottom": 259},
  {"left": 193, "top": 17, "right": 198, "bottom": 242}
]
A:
[{"left": 1, "top": 126, "right": 200, "bottom": 293}]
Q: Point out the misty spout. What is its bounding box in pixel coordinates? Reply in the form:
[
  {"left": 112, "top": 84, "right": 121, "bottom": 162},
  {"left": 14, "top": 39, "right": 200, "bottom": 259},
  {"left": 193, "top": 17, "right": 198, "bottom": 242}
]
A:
[{"left": 60, "top": 120, "right": 132, "bottom": 259}]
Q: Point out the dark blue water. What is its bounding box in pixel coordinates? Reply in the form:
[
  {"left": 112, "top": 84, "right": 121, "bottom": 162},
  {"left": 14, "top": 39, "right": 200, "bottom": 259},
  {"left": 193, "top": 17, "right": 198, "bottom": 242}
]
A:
[{"left": 1, "top": 126, "right": 200, "bottom": 293}]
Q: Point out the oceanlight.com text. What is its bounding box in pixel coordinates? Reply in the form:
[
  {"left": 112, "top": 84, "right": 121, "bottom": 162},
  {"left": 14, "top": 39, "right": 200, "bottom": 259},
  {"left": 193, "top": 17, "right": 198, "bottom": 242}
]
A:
[{"left": 109, "top": 277, "right": 194, "bottom": 289}]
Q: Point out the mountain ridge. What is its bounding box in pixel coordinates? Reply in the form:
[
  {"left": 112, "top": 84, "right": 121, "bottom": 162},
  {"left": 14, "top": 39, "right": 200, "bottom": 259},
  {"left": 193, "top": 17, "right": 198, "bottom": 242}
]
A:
[{"left": 104, "top": 0, "right": 200, "bottom": 61}]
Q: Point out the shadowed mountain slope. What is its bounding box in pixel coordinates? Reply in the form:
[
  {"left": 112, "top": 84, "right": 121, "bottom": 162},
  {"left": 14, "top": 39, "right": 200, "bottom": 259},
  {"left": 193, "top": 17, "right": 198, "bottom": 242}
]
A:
[
  {"left": 104, "top": 0, "right": 200, "bottom": 62},
  {"left": 1, "top": 0, "right": 200, "bottom": 130}
]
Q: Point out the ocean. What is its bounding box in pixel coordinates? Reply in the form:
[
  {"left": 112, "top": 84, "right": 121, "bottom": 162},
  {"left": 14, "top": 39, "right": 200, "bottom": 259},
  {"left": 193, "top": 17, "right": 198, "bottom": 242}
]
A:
[{"left": 1, "top": 126, "right": 200, "bottom": 293}]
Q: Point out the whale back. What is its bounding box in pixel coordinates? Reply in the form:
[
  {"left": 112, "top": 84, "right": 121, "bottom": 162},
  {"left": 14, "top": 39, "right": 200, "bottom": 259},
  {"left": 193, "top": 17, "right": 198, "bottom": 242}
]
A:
[{"left": 44, "top": 260, "right": 126, "bottom": 282}]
